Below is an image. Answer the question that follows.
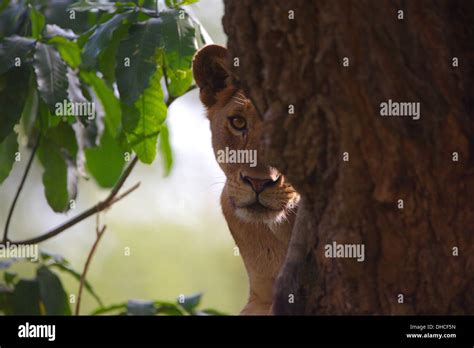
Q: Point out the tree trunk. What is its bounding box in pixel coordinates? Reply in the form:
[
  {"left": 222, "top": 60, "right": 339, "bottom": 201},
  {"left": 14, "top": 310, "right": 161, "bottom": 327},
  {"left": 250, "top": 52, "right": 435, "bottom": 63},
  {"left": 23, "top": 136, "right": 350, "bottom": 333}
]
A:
[{"left": 222, "top": 0, "right": 474, "bottom": 314}]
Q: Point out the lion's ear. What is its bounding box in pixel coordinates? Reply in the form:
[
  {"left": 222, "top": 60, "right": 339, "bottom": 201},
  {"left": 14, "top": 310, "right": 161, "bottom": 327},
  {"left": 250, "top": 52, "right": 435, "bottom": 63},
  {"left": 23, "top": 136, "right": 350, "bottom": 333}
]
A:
[{"left": 192, "top": 44, "right": 231, "bottom": 108}]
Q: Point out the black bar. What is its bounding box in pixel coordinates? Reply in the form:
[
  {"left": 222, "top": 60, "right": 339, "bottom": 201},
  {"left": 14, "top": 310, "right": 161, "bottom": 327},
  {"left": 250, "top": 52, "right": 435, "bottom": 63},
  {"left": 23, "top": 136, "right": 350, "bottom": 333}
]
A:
[{"left": 0, "top": 315, "right": 472, "bottom": 346}]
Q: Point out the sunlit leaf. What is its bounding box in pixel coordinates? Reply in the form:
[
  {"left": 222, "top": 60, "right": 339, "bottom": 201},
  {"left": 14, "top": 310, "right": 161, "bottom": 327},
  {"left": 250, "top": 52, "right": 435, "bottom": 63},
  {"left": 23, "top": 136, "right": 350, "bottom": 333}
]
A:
[
  {"left": 85, "top": 127, "right": 125, "bottom": 187},
  {"left": 158, "top": 123, "right": 172, "bottom": 176},
  {"left": 160, "top": 10, "right": 197, "bottom": 97},
  {"left": 80, "top": 71, "right": 121, "bottom": 137},
  {"left": 29, "top": 4, "right": 45, "bottom": 39},
  {"left": 48, "top": 36, "right": 81, "bottom": 68},
  {"left": 127, "top": 62, "right": 167, "bottom": 164}
]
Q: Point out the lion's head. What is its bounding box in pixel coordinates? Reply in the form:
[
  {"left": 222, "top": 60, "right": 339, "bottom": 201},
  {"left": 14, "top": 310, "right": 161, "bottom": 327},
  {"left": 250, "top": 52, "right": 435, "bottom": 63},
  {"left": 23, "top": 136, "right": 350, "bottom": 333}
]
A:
[{"left": 193, "top": 45, "right": 300, "bottom": 225}]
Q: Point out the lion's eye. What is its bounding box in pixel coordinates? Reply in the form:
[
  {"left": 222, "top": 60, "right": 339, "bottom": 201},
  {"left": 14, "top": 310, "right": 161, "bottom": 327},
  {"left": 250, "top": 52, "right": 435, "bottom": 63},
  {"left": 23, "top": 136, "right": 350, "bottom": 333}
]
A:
[{"left": 229, "top": 116, "right": 247, "bottom": 131}]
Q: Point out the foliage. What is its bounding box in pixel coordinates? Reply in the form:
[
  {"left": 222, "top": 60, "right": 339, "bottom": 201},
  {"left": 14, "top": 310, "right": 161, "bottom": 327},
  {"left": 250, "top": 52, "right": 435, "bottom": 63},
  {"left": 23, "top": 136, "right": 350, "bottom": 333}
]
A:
[
  {"left": 0, "top": 0, "right": 205, "bottom": 200},
  {"left": 0, "top": 0, "right": 218, "bottom": 315},
  {"left": 0, "top": 252, "right": 225, "bottom": 315}
]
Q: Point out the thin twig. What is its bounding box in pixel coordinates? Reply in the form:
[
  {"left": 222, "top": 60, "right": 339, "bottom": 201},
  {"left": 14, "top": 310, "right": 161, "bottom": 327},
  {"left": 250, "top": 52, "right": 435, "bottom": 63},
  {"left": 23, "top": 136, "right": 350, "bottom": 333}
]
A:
[
  {"left": 75, "top": 220, "right": 107, "bottom": 316},
  {"left": 3, "top": 134, "right": 41, "bottom": 243},
  {"left": 2, "top": 156, "right": 139, "bottom": 246}
]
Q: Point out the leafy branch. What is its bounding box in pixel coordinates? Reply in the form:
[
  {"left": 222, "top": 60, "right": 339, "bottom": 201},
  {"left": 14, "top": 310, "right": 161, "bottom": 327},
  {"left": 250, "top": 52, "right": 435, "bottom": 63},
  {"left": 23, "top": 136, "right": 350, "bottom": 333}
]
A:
[{"left": 1, "top": 156, "right": 139, "bottom": 246}]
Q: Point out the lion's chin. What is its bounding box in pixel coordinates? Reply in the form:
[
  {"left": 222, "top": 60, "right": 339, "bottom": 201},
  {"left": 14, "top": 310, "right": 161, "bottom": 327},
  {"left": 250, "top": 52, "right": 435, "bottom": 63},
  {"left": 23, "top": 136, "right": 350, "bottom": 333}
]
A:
[{"left": 234, "top": 203, "right": 287, "bottom": 225}]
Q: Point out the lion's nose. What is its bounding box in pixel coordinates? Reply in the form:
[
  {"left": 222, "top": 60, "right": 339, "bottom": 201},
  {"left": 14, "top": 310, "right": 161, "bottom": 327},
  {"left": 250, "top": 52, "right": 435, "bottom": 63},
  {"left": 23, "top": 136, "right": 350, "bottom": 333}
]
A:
[{"left": 241, "top": 174, "right": 279, "bottom": 194}]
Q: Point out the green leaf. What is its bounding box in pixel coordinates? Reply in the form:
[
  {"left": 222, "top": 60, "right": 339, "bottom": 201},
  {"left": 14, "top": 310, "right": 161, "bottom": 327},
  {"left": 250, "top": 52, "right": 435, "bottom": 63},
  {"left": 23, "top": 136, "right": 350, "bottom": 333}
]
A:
[
  {"left": 0, "top": 131, "right": 18, "bottom": 185},
  {"left": 85, "top": 127, "right": 125, "bottom": 187},
  {"left": 116, "top": 18, "right": 166, "bottom": 105},
  {"left": 33, "top": 43, "right": 69, "bottom": 112},
  {"left": 98, "top": 16, "right": 132, "bottom": 83},
  {"left": 158, "top": 123, "right": 172, "bottom": 176},
  {"left": 0, "top": 67, "right": 29, "bottom": 142},
  {"left": 37, "top": 122, "right": 78, "bottom": 212},
  {"left": 90, "top": 302, "right": 127, "bottom": 315},
  {"left": 177, "top": 293, "right": 202, "bottom": 314},
  {"left": 21, "top": 76, "right": 39, "bottom": 138},
  {"left": 82, "top": 11, "right": 134, "bottom": 70},
  {"left": 37, "top": 265, "right": 71, "bottom": 315},
  {"left": 126, "top": 63, "right": 167, "bottom": 164},
  {"left": 0, "top": 0, "right": 10, "bottom": 13},
  {"left": 0, "top": 6, "right": 27, "bottom": 40},
  {"left": 198, "top": 308, "right": 228, "bottom": 316},
  {"left": 29, "top": 4, "right": 45, "bottom": 39},
  {"left": 126, "top": 299, "right": 156, "bottom": 315},
  {"left": 38, "top": 98, "right": 61, "bottom": 130},
  {"left": 68, "top": 0, "right": 117, "bottom": 12},
  {"left": 154, "top": 300, "right": 184, "bottom": 315},
  {"left": 4, "top": 271, "right": 17, "bottom": 286},
  {"left": 80, "top": 71, "right": 121, "bottom": 137},
  {"left": 40, "top": 250, "right": 67, "bottom": 263},
  {"left": 165, "top": 0, "right": 199, "bottom": 7},
  {"left": 0, "top": 35, "right": 35, "bottom": 74},
  {"left": 160, "top": 9, "right": 197, "bottom": 97},
  {"left": 48, "top": 36, "right": 81, "bottom": 69},
  {"left": 0, "top": 285, "right": 13, "bottom": 315},
  {"left": 48, "top": 263, "right": 103, "bottom": 307},
  {"left": 12, "top": 279, "right": 41, "bottom": 315}
]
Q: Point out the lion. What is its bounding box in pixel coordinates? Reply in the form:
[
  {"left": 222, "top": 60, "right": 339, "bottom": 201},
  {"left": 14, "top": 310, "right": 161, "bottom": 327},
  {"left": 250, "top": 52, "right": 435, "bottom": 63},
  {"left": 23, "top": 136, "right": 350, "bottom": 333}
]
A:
[{"left": 192, "top": 45, "right": 300, "bottom": 315}]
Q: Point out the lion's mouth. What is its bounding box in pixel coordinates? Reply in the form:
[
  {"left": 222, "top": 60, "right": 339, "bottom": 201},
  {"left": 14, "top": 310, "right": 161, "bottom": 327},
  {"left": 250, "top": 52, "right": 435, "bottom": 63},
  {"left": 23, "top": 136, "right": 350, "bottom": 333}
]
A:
[{"left": 238, "top": 201, "right": 281, "bottom": 213}]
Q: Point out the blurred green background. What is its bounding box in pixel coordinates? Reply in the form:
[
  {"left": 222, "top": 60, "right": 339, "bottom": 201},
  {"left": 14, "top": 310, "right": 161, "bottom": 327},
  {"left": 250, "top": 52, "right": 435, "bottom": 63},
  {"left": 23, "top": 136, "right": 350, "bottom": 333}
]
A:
[{"left": 0, "top": 0, "right": 249, "bottom": 315}]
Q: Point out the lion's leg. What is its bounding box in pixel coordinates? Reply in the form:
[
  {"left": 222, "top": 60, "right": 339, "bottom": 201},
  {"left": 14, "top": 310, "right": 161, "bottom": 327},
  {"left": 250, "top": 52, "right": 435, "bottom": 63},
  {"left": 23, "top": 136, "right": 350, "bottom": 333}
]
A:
[{"left": 239, "top": 292, "right": 272, "bottom": 315}]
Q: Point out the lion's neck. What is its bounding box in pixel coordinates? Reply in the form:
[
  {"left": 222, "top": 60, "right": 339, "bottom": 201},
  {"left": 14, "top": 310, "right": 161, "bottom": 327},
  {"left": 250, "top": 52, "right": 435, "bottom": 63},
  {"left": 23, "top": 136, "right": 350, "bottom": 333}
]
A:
[{"left": 220, "top": 184, "right": 296, "bottom": 309}]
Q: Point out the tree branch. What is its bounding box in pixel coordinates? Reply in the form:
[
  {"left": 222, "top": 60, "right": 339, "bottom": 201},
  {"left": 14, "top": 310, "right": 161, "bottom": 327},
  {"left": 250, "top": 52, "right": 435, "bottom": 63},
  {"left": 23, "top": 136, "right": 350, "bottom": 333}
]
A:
[
  {"left": 75, "top": 215, "right": 107, "bottom": 316},
  {"left": 2, "top": 72, "right": 191, "bottom": 247},
  {"left": 3, "top": 134, "right": 40, "bottom": 243},
  {"left": 2, "top": 156, "right": 139, "bottom": 246}
]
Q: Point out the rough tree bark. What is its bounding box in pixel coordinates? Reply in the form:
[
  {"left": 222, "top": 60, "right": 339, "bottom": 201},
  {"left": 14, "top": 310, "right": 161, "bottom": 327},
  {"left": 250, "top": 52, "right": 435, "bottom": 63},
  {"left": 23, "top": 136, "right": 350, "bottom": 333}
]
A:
[{"left": 223, "top": 0, "right": 474, "bottom": 314}]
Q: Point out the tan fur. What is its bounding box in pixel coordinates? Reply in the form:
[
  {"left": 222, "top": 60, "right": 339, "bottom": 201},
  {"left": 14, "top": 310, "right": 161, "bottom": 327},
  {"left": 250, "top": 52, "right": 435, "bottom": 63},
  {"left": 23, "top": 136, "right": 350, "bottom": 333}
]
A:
[{"left": 193, "top": 45, "right": 299, "bottom": 315}]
